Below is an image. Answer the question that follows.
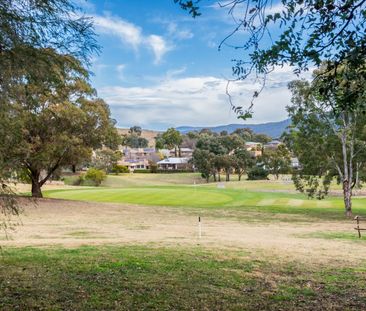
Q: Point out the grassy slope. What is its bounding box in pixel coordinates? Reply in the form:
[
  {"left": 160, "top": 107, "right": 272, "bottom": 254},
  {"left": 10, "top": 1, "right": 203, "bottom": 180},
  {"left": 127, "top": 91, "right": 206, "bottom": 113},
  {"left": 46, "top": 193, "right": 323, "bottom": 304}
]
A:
[
  {"left": 6, "top": 173, "right": 366, "bottom": 310},
  {"left": 44, "top": 185, "right": 366, "bottom": 221},
  {"left": 1, "top": 246, "right": 365, "bottom": 310}
]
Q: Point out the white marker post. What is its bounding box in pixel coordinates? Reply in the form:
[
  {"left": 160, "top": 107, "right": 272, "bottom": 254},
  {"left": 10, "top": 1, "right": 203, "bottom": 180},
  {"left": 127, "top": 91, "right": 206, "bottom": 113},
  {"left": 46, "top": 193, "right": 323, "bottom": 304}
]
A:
[{"left": 198, "top": 216, "right": 202, "bottom": 239}]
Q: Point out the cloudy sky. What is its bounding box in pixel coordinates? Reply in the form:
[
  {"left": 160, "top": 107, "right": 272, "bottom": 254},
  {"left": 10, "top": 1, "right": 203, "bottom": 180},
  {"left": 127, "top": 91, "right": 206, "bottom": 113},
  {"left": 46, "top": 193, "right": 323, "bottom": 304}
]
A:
[{"left": 77, "top": 0, "right": 309, "bottom": 130}]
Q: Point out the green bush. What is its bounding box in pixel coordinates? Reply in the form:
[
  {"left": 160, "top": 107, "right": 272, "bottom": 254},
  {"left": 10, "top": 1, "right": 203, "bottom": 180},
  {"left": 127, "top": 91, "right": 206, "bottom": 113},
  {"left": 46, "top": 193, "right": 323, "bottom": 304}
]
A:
[
  {"left": 111, "top": 165, "right": 129, "bottom": 175},
  {"left": 247, "top": 166, "right": 269, "bottom": 180},
  {"left": 84, "top": 168, "right": 106, "bottom": 186}
]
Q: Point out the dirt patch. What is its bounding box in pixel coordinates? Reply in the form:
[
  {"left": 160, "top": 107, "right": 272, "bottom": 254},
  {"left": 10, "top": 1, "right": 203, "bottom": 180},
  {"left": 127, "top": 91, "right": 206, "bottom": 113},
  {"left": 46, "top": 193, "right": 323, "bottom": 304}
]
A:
[{"left": 2, "top": 198, "right": 365, "bottom": 266}]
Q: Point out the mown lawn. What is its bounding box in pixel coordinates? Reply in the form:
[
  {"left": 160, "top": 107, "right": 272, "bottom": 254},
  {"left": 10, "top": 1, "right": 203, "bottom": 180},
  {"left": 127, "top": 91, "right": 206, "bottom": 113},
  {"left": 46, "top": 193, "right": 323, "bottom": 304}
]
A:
[
  {"left": 44, "top": 185, "right": 366, "bottom": 221},
  {"left": 1, "top": 245, "right": 365, "bottom": 310}
]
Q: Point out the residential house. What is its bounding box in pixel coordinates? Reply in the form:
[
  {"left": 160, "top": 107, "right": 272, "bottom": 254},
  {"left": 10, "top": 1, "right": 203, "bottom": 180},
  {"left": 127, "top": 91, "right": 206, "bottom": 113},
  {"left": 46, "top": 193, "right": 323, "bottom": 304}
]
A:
[
  {"left": 157, "top": 157, "right": 191, "bottom": 170},
  {"left": 245, "top": 142, "right": 263, "bottom": 157},
  {"left": 119, "top": 147, "right": 160, "bottom": 171}
]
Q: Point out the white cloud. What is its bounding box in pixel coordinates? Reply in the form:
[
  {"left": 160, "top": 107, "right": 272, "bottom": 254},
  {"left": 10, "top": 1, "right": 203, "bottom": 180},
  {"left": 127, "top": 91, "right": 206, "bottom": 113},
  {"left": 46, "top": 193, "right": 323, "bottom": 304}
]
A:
[
  {"left": 92, "top": 14, "right": 171, "bottom": 64},
  {"left": 167, "top": 22, "right": 194, "bottom": 40},
  {"left": 147, "top": 35, "right": 173, "bottom": 65},
  {"left": 116, "top": 64, "right": 126, "bottom": 80},
  {"left": 98, "top": 66, "right": 307, "bottom": 129}
]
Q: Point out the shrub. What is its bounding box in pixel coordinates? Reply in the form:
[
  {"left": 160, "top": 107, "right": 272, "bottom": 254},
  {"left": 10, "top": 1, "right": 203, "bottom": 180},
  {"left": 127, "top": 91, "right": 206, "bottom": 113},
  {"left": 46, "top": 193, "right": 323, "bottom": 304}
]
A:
[
  {"left": 247, "top": 166, "right": 269, "bottom": 180},
  {"left": 111, "top": 165, "right": 129, "bottom": 175},
  {"left": 84, "top": 168, "right": 106, "bottom": 186},
  {"left": 150, "top": 163, "right": 158, "bottom": 173}
]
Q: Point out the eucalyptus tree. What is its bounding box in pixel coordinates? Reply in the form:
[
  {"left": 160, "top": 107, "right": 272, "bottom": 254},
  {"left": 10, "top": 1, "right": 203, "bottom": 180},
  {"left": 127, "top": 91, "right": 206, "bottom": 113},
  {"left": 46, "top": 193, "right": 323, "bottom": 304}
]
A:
[
  {"left": 0, "top": 0, "right": 98, "bottom": 227},
  {"left": 156, "top": 128, "right": 183, "bottom": 157},
  {"left": 123, "top": 126, "right": 149, "bottom": 148},
  {"left": 233, "top": 148, "right": 255, "bottom": 181},
  {"left": 4, "top": 50, "right": 118, "bottom": 198},
  {"left": 287, "top": 62, "right": 366, "bottom": 216},
  {"left": 261, "top": 145, "right": 292, "bottom": 179}
]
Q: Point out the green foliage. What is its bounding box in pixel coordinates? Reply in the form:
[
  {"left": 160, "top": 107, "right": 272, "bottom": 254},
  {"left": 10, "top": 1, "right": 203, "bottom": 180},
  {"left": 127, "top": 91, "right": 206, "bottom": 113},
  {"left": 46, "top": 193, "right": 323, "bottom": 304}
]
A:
[
  {"left": 122, "top": 135, "right": 148, "bottom": 148},
  {"left": 192, "top": 149, "right": 214, "bottom": 182},
  {"left": 1, "top": 50, "right": 118, "bottom": 197},
  {"left": 262, "top": 145, "right": 292, "bottom": 179},
  {"left": 292, "top": 174, "right": 331, "bottom": 200},
  {"left": 91, "top": 149, "right": 122, "bottom": 173},
  {"left": 286, "top": 62, "right": 366, "bottom": 213},
  {"left": 155, "top": 128, "right": 183, "bottom": 156},
  {"left": 122, "top": 126, "right": 148, "bottom": 148},
  {"left": 232, "top": 149, "right": 255, "bottom": 180},
  {"left": 247, "top": 166, "right": 269, "bottom": 180},
  {"left": 111, "top": 165, "right": 129, "bottom": 175},
  {"left": 84, "top": 168, "right": 106, "bottom": 186}
]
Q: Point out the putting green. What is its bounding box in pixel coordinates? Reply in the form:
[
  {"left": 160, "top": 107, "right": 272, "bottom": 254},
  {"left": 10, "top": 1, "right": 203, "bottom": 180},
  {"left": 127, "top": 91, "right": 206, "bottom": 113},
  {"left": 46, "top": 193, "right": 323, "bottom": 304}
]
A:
[{"left": 45, "top": 187, "right": 234, "bottom": 207}]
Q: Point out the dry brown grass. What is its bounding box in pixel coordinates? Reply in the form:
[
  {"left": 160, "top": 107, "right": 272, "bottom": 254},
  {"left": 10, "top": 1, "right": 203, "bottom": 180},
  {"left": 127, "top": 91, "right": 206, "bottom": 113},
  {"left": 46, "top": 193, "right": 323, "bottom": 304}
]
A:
[{"left": 3, "top": 198, "right": 365, "bottom": 268}]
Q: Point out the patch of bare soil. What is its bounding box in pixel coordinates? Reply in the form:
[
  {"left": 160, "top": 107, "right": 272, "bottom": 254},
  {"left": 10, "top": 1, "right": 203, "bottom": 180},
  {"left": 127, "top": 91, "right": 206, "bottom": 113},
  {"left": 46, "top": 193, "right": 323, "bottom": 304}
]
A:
[{"left": 2, "top": 198, "right": 365, "bottom": 266}]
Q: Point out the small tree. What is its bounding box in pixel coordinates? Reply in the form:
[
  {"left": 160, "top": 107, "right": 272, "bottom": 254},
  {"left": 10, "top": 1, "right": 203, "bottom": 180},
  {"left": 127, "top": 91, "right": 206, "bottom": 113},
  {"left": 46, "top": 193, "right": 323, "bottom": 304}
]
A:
[
  {"left": 84, "top": 168, "right": 106, "bottom": 186},
  {"left": 192, "top": 149, "right": 214, "bottom": 183},
  {"left": 233, "top": 149, "right": 255, "bottom": 181},
  {"left": 247, "top": 166, "right": 269, "bottom": 180},
  {"left": 91, "top": 149, "right": 122, "bottom": 173},
  {"left": 157, "top": 128, "right": 183, "bottom": 157},
  {"left": 122, "top": 126, "right": 148, "bottom": 148},
  {"left": 111, "top": 165, "right": 129, "bottom": 175},
  {"left": 261, "top": 145, "right": 291, "bottom": 179}
]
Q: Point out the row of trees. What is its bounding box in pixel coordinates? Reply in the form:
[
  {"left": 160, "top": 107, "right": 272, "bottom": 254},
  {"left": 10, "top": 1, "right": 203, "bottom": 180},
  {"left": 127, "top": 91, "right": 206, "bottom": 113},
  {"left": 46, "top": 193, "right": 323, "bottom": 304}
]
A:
[{"left": 192, "top": 132, "right": 291, "bottom": 182}]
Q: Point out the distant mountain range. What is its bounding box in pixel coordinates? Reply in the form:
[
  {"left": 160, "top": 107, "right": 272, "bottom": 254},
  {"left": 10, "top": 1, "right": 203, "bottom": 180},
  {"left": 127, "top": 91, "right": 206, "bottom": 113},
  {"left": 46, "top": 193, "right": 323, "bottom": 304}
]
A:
[{"left": 176, "top": 119, "right": 291, "bottom": 138}]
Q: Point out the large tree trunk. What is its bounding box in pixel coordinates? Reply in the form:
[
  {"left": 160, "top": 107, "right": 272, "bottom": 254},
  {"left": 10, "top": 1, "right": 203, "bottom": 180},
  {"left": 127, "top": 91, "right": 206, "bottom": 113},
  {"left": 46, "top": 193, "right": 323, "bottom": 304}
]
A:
[
  {"left": 31, "top": 179, "right": 43, "bottom": 198},
  {"left": 29, "top": 169, "right": 43, "bottom": 198},
  {"left": 343, "top": 179, "right": 352, "bottom": 217}
]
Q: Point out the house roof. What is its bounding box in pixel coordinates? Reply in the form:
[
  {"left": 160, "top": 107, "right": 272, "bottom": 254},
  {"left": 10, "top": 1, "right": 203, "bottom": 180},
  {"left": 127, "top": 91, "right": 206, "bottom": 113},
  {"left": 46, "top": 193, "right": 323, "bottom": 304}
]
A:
[
  {"left": 157, "top": 157, "right": 189, "bottom": 164},
  {"left": 245, "top": 141, "right": 262, "bottom": 145}
]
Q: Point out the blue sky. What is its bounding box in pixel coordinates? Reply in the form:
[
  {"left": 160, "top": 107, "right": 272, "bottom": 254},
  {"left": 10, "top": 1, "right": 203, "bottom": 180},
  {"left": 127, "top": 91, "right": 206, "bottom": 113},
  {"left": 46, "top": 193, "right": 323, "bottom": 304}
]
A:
[{"left": 76, "top": 0, "right": 308, "bottom": 130}]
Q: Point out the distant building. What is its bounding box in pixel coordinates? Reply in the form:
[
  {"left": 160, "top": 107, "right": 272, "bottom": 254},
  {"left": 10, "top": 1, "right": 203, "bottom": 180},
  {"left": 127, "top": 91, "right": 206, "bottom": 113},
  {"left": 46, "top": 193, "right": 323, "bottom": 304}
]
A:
[
  {"left": 264, "top": 140, "right": 283, "bottom": 150},
  {"left": 157, "top": 157, "right": 191, "bottom": 170},
  {"left": 119, "top": 147, "right": 160, "bottom": 171},
  {"left": 169, "top": 147, "right": 193, "bottom": 158},
  {"left": 245, "top": 142, "right": 262, "bottom": 157},
  {"left": 291, "top": 157, "right": 300, "bottom": 169}
]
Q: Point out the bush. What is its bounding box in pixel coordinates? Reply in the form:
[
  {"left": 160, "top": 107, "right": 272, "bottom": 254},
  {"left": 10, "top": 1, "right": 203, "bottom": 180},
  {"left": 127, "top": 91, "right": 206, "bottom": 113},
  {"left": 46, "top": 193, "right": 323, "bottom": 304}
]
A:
[
  {"left": 247, "top": 166, "right": 269, "bottom": 180},
  {"left": 111, "top": 165, "right": 129, "bottom": 175},
  {"left": 150, "top": 163, "right": 158, "bottom": 173},
  {"left": 84, "top": 168, "right": 106, "bottom": 186}
]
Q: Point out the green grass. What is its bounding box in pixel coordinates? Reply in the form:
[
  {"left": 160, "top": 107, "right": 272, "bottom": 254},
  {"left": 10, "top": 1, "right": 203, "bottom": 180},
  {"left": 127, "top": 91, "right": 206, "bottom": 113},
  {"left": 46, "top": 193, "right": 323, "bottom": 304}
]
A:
[
  {"left": 298, "top": 231, "right": 366, "bottom": 241},
  {"left": 1, "top": 245, "right": 365, "bottom": 310},
  {"left": 44, "top": 185, "right": 366, "bottom": 221}
]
